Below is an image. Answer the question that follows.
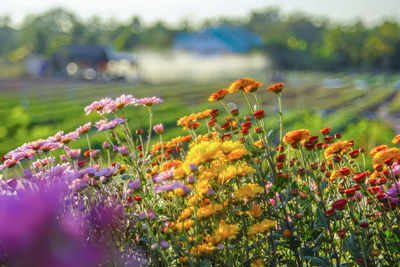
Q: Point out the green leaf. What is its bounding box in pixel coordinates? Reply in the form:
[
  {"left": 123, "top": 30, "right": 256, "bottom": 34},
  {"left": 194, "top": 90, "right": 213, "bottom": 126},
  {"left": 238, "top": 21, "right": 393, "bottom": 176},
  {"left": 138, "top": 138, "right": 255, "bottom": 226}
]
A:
[
  {"left": 315, "top": 207, "right": 328, "bottom": 229},
  {"left": 304, "top": 256, "right": 330, "bottom": 267}
]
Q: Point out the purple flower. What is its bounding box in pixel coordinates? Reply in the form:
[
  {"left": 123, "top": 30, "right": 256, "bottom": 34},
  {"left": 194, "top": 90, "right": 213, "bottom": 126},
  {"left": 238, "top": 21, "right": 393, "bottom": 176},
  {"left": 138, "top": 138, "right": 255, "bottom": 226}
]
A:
[
  {"left": 387, "top": 182, "right": 400, "bottom": 199},
  {"left": 118, "top": 146, "right": 129, "bottom": 156},
  {"left": 128, "top": 179, "right": 141, "bottom": 191},
  {"left": 189, "top": 163, "right": 198, "bottom": 173},
  {"left": 153, "top": 168, "right": 174, "bottom": 183},
  {"left": 160, "top": 240, "right": 169, "bottom": 250},
  {"left": 95, "top": 117, "right": 126, "bottom": 132}
]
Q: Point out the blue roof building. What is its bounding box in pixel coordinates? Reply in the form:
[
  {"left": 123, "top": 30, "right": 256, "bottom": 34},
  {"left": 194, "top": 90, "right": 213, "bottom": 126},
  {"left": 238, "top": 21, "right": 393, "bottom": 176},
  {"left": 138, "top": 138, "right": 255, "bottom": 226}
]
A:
[{"left": 173, "top": 25, "right": 264, "bottom": 54}]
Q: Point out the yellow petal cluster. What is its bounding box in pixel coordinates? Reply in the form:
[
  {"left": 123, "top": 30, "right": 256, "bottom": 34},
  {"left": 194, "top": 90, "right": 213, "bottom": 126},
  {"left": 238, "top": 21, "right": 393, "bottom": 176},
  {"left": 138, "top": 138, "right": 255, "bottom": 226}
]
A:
[
  {"left": 247, "top": 219, "right": 276, "bottom": 239},
  {"left": 232, "top": 183, "right": 263, "bottom": 201},
  {"left": 212, "top": 223, "right": 240, "bottom": 244}
]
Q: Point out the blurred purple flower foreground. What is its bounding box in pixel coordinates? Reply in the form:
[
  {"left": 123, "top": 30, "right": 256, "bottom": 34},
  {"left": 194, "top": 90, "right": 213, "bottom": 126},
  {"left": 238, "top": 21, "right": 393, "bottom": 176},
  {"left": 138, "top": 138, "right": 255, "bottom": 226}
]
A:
[{"left": 0, "top": 183, "right": 147, "bottom": 267}]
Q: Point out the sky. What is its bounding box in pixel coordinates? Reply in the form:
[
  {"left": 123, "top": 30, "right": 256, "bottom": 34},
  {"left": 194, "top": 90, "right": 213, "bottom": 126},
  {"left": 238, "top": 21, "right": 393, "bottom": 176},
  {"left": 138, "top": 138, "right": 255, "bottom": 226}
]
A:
[{"left": 1, "top": 0, "right": 399, "bottom": 26}]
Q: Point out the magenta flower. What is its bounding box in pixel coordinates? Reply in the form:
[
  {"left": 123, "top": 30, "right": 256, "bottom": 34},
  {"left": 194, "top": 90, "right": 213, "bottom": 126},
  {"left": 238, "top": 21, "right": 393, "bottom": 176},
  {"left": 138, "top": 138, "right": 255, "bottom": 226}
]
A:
[
  {"left": 133, "top": 96, "right": 163, "bottom": 107},
  {"left": 153, "top": 123, "right": 164, "bottom": 134},
  {"left": 118, "top": 146, "right": 129, "bottom": 156},
  {"left": 39, "top": 141, "right": 63, "bottom": 153}
]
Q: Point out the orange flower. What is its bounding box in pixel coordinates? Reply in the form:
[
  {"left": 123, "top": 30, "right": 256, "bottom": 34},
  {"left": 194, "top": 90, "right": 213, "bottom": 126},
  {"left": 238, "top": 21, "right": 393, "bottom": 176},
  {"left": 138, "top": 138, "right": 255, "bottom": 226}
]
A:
[
  {"left": 372, "top": 148, "right": 400, "bottom": 168},
  {"left": 208, "top": 89, "right": 228, "bottom": 102},
  {"left": 324, "top": 140, "right": 353, "bottom": 158},
  {"left": 228, "top": 77, "right": 261, "bottom": 93},
  {"left": 369, "top": 145, "right": 389, "bottom": 156},
  {"left": 267, "top": 83, "right": 284, "bottom": 94},
  {"left": 283, "top": 129, "right": 311, "bottom": 148},
  {"left": 392, "top": 135, "right": 400, "bottom": 144}
]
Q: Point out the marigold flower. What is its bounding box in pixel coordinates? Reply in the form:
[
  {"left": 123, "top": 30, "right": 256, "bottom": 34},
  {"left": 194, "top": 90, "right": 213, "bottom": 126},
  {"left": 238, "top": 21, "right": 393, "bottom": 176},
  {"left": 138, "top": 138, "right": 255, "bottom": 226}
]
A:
[
  {"left": 392, "top": 135, "right": 400, "bottom": 144},
  {"left": 372, "top": 148, "right": 400, "bottom": 168},
  {"left": 283, "top": 129, "right": 311, "bottom": 148},
  {"left": 251, "top": 259, "right": 265, "bottom": 267},
  {"left": 369, "top": 145, "right": 389, "bottom": 156},
  {"left": 246, "top": 205, "right": 263, "bottom": 218},
  {"left": 212, "top": 223, "right": 240, "bottom": 244},
  {"left": 267, "top": 83, "right": 284, "bottom": 94},
  {"left": 228, "top": 77, "right": 261, "bottom": 93},
  {"left": 247, "top": 219, "right": 276, "bottom": 239},
  {"left": 208, "top": 88, "right": 228, "bottom": 102},
  {"left": 232, "top": 183, "right": 263, "bottom": 201},
  {"left": 324, "top": 140, "right": 354, "bottom": 158},
  {"left": 197, "top": 203, "right": 224, "bottom": 219}
]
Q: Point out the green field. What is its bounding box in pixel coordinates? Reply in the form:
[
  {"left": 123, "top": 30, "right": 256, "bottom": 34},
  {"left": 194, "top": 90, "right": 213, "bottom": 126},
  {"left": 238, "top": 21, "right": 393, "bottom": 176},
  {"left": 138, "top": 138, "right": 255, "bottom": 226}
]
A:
[{"left": 1, "top": 72, "right": 399, "bottom": 156}]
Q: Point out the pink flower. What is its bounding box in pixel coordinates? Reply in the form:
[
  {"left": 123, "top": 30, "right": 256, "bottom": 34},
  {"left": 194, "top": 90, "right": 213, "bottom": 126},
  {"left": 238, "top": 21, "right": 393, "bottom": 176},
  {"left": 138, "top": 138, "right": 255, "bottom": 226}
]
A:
[
  {"left": 133, "top": 97, "right": 163, "bottom": 107},
  {"left": 61, "top": 131, "right": 80, "bottom": 144},
  {"left": 95, "top": 117, "right": 126, "bottom": 132},
  {"left": 153, "top": 123, "right": 164, "bottom": 134},
  {"left": 65, "top": 147, "right": 81, "bottom": 160},
  {"left": 115, "top": 94, "right": 136, "bottom": 108},
  {"left": 84, "top": 97, "right": 113, "bottom": 115},
  {"left": 76, "top": 122, "right": 92, "bottom": 134}
]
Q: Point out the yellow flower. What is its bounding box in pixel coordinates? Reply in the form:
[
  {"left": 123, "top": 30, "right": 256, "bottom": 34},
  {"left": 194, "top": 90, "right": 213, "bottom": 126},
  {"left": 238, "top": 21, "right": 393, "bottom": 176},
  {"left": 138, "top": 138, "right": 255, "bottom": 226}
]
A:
[
  {"left": 191, "top": 242, "right": 215, "bottom": 255},
  {"left": 172, "top": 219, "right": 195, "bottom": 231},
  {"left": 392, "top": 135, "right": 400, "bottom": 144},
  {"left": 218, "top": 164, "right": 255, "bottom": 184},
  {"left": 178, "top": 207, "right": 194, "bottom": 221},
  {"left": 372, "top": 148, "right": 400, "bottom": 168},
  {"left": 247, "top": 219, "right": 276, "bottom": 239},
  {"left": 212, "top": 223, "right": 240, "bottom": 244},
  {"left": 251, "top": 259, "right": 265, "bottom": 267},
  {"left": 369, "top": 145, "right": 389, "bottom": 156},
  {"left": 246, "top": 205, "right": 263, "bottom": 218},
  {"left": 232, "top": 183, "right": 263, "bottom": 201},
  {"left": 197, "top": 203, "right": 224, "bottom": 219},
  {"left": 324, "top": 140, "right": 354, "bottom": 158}
]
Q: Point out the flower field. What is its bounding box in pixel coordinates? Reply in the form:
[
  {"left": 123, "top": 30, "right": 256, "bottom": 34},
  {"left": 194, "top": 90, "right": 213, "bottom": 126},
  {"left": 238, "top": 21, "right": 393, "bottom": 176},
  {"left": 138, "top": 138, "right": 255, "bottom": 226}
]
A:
[{"left": 2, "top": 76, "right": 400, "bottom": 266}]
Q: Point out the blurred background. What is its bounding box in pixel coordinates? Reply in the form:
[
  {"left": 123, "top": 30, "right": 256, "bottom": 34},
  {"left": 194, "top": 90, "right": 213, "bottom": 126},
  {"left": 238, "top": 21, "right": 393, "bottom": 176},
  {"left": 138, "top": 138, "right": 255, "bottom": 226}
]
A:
[{"left": 1, "top": 0, "right": 400, "bottom": 155}]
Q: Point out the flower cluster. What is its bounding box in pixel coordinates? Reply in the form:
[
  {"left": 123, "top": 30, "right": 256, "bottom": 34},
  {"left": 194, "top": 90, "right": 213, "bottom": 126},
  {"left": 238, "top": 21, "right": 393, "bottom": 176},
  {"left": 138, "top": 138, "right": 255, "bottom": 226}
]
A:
[{"left": 2, "top": 77, "right": 400, "bottom": 266}]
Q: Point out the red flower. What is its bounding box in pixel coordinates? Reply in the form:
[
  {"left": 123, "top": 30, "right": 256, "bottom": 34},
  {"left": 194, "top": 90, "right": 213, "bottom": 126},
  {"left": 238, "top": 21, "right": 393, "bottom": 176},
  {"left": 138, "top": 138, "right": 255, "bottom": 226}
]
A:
[
  {"left": 353, "top": 172, "right": 367, "bottom": 183},
  {"left": 252, "top": 109, "right": 265, "bottom": 119},
  {"left": 338, "top": 166, "right": 351, "bottom": 176},
  {"left": 345, "top": 188, "right": 356, "bottom": 196},
  {"left": 133, "top": 195, "right": 142, "bottom": 202},
  {"left": 276, "top": 154, "right": 286, "bottom": 162},
  {"left": 332, "top": 199, "right": 348, "bottom": 210},
  {"left": 324, "top": 136, "right": 333, "bottom": 144},
  {"left": 267, "top": 83, "right": 284, "bottom": 94},
  {"left": 325, "top": 208, "right": 335, "bottom": 216},
  {"left": 320, "top": 127, "right": 331, "bottom": 135},
  {"left": 348, "top": 149, "right": 360, "bottom": 158}
]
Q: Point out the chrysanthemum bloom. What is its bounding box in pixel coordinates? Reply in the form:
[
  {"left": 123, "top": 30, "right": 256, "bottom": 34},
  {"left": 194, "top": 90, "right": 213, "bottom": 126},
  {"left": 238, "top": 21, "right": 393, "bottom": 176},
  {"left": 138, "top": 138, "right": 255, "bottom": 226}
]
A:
[
  {"left": 196, "top": 203, "right": 224, "bottom": 219},
  {"left": 267, "top": 83, "right": 284, "bottom": 94},
  {"left": 353, "top": 172, "right": 368, "bottom": 183},
  {"left": 84, "top": 97, "right": 113, "bottom": 115},
  {"left": 208, "top": 88, "right": 228, "bottom": 102},
  {"left": 372, "top": 148, "right": 400, "bottom": 168},
  {"left": 76, "top": 122, "right": 92, "bottom": 134},
  {"left": 228, "top": 77, "right": 261, "bottom": 93},
  {"left": 133, "top": 96, "right": 163, "bottom": 106},
  {"left": 392, "top": 135, "right": 400, "bottom": 144},
  {"left": 332, "top": 199, "right": 348, "bottom": 210},
  {"left": 66, "top": 148, "right": 81, "bottom": 160},
  {"left": 253, "top": 109, "right": 265, "bottom": 120},
  {"left": 60, "top": 131, "right": 80, "bottom": 144},
  {"left": 247, "top": 219, "right": 276, "bottom": 239},
  {"left": 232, "top": 183, "right": 263, "bottom": 201},
  {"left": 283, "top": 129, "right": 311, "bottom": 148},
  {"left": 324, "top": 140, "right": 354, "bottom": 158},
  {"left": 320, "top": 127, "right": 331, "bottom": 135},
  {"left": 247, "top": 205, "right": 263, "bottom": 218},
  {"left": 115, "top": 94, "right": 136, "bottom": 108},
  {"left": 369, "top": 145, "right": 389, "bottom": 156},
  {"left": 212, "top": 223, "right": 240, "bottom": 244},
  {"left": 250, "top": 259, "right": 265, "bottom": 267},
  {"left": 153, "top": 123, "right": 164, "bottom": 134}
]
